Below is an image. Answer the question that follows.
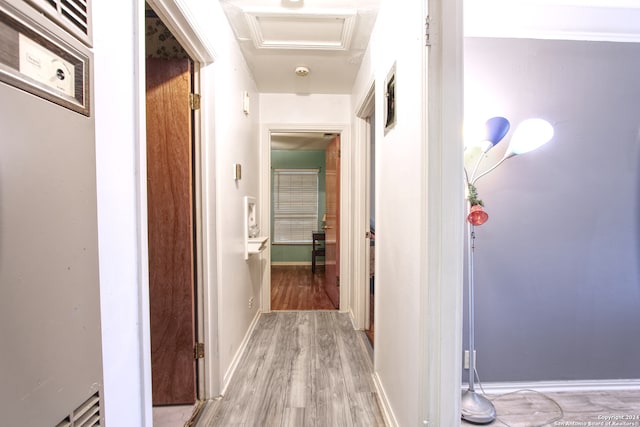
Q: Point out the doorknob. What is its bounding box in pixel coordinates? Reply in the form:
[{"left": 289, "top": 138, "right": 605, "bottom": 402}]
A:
[{"left": 365, "top": 231, "right": 371, "bottom": 238}]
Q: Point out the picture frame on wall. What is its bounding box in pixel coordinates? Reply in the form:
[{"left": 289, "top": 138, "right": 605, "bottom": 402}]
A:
[{"left": 384, "top": 62, "right": 396, "bottom": 134}]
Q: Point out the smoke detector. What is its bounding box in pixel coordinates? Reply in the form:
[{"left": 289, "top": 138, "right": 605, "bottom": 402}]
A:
[{"left": 295, "top": 66, "right": 310, "bottom": 77}]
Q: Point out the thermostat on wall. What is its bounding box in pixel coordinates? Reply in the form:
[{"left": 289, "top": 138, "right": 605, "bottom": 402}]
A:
[{"left": 19, "top": 34, "right": 75, "bottom": 98}]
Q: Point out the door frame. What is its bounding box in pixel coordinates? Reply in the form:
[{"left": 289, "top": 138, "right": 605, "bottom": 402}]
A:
[
  {"left": 142, "top": 0, "right": 219, "bottom": 401},
  {"left": 260, "top": 123, "right": 352, "bottom": 313},
  {"left": 353, "top": 81, "right": 375, "bottom": 331},
  {"left": 419, "top": 0, "right": 465, "bottom": 424}
]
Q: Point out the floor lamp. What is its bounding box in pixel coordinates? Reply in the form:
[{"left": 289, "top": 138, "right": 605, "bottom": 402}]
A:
[{"left": 461, "top": 117, "right": 554, "bottom": 424}]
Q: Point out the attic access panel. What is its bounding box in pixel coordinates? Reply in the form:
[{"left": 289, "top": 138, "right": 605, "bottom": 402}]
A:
[
  {"left": 244, "top": 10, "right": 356, "bottom": 50},
  {"left": 0, "top": 2, "right": 90, "bottom": 115}
]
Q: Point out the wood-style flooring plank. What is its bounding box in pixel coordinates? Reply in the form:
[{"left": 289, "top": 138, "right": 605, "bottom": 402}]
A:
[
  {"left": 313, "top": 312, "right": 354, "bottom": 427},
  {"left": 209, "top": 313, "right": 279, "bottom": 425},
  {"left": 200, "top": 311, "right": 385, "bottom": 427},
  {"left": 285, "top": 312, "right": 314, "bottom": 411},
  {"left": 242, "top": 313, "right": 297, "bottom": 426},
  {"left": 461, "top": 390, "right": 640, "bottom": 427},
  {"left": 271, "top": 266, "right": 335, "bottom": 311}
]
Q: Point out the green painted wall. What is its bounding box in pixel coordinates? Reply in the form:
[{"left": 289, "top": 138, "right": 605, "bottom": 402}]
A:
[{"left": 271, "top": 150, "right": 326, "bottom": 263}]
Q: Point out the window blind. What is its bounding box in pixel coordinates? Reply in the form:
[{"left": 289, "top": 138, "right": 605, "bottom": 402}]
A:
[{"left": 273, "top": 169, "right": 319, "bottom": 244}]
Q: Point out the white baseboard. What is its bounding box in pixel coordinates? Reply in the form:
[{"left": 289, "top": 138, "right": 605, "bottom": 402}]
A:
[
  {"left": 372, "top": 372, "right": 399, "bottom": 427},
  {"left": 221, "top": 310, "right": 261, "bottom": 395},
  {"left": 348, "top": 308, "right": 359, "bottom": 330},
  {"left": 462, "top": 379, "right": 640, "bottom": 395}
]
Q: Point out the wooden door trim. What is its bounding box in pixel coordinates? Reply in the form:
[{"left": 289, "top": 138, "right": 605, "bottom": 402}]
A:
[{"left": 260, "top": 123, "right": 351, "bottom": 314}]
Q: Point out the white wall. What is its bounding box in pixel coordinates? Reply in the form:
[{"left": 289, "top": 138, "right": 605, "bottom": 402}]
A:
[
  {"left": 94, "top": 0, "right": 261, "bottom": 424},
  {"left": 351, "top": 0, "right": 465, "bottom": 425},
  {"left": 351, "top": 2, "right": 427, "bottom": 424},
  {"left": 203, "top": 1, "right": 262, "bottom": 388},
  {"left": 376, "top": 8, "right": 423, "bottom": 425},
  {"left": 259, "top": 93, "right": 352, "bottom": 313},
  {"left": 94, "top": 2, "right": 151, "bottom": 426},
  {"left": 260, "top": 93, "right": 351, "bottom": 124}
]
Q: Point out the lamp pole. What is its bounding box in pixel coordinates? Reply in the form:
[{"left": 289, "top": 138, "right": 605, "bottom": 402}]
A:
[
  {"left": 467, "top": 220, "right": 477, "bottom": 394},
  {"left": 460, "top": 116, "right": 553, "bottom": 424},
  {"left": 461, "top": 195, "right": 496, "bottom": 424},
  {"left": 461, "top": 223, "right": 496, "bottom": 423}
]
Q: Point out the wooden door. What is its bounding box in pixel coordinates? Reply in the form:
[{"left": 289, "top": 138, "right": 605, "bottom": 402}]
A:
[
  {"left": 324, "top": 135, "right": 341, "bottom": 308},
  {"left": 146, "top": 58, "right": 196, "bottom": 405}
]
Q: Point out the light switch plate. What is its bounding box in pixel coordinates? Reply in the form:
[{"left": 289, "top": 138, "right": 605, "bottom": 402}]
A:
[{"left": 243, "top": 90, "right": 250, "bottom": 114}]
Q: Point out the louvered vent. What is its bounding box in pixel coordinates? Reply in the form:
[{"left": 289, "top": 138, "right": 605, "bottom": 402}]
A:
[
  {"left": 55, "top": 391, "right": 102, "bottom": 427},
  {"left": 25, "top": 0, "right": 92, "bottom": 46}
]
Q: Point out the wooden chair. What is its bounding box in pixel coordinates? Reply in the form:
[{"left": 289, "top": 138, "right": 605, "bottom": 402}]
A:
[{"left": 311, "top": 232, "right": 325, "bottom": 273}]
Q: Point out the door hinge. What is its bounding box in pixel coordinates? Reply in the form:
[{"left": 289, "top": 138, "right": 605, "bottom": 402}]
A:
[
  {"left": 425, "top": 16, "right": 431, "bottom": 46},
  {"left": 190, "top": 93, "right": 201, "bottom": 110},
  {"left": 194, "top": 342, "right": 205, "bottom": 359}
]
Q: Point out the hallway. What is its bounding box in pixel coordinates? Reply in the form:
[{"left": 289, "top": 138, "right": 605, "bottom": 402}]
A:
[{"left": 196, "top": 311, "right": 384, "bottom": 426}]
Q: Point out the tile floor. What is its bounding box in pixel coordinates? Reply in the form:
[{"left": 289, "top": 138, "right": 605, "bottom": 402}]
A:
[{"left": 153, "top": 404, "right": 196, "bottom": 427}]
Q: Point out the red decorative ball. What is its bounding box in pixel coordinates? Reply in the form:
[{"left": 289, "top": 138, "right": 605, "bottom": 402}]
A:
[{"left": 467, "top": 205, "right": 489, "bottom": 226}]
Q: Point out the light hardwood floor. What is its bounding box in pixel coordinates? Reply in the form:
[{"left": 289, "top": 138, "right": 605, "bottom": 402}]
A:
[
  {"left": 461, "top": 389, "right": 640, "bottom": 426},
  {"left": 271, "top": 265, "right": 335, "bottom": 311},
  {"left": 196, "top": 311, "right": 385, "bottom": 426},
  {"left": 158, "top": 388, "right": 640, "bottom": 427},
  {"left": 155, "top": 307, "right": 640, "bottom": 426}
]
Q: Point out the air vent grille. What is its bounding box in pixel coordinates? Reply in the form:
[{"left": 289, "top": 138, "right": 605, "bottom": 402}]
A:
[
  {"left": 25, "top": 0, "right": 92, "bottom": 46},
  {"left": 56, "top": 391, "right": 101, "bottom": 427}
]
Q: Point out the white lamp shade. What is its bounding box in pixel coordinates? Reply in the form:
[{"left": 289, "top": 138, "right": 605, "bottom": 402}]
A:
[{"left": 504, "top": 118, "right": 554, "bottom": 158}]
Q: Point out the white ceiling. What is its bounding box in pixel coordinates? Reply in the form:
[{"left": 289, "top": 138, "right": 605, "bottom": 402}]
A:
[
  {"left": 220, "top": 0, "right": 640, "bottom": 96},
  {"left": 219, "top": 0, "right": 640, "bottom": 148},
  {"left": 219, "top": 0, "right": 380, "bottom": 94},
  {"left": 464, "top": 0, "right": 640, "bottom": 42}
]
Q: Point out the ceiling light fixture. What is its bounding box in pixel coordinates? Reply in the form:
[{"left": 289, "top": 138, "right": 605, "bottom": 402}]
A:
[
  {"left": 295, "top": 66, "right": 310, "bottom": 77},
  {"left": 282, "top": 0, "right": 304, "bottom": 8}
]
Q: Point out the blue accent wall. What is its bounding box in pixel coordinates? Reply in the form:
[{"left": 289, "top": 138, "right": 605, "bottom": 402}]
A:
[
  {"left": 464, "top": 38, "right": 640, "bottom": 382},
  {"left": 271, "top": 150, "right": 326, "bottom": 263}
]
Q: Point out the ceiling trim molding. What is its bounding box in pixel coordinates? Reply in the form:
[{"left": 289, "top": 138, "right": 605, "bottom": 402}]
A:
[
  {"left": 243, "top": 9, "right": 356, "bottom": 50},
  {"left": 464, "top": 2, "right": 640, "bottom": 43}
]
